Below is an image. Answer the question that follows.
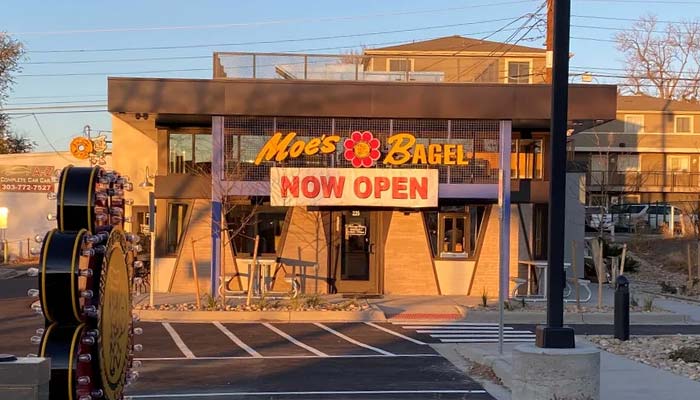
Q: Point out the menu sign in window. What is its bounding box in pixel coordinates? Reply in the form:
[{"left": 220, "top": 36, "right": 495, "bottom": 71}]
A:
[{"left": 0, "top": 165, "right": 55, "bottom": 192}]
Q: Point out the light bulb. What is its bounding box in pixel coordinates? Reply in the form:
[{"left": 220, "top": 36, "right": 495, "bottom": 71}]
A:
[
  {"left": 78, "top": 395, "right": 92, "bottom": 400},
  {"left": 111, "top": 216, "right": 123, "bottom": 225},
  {"left": 110, "top": 208, "right": 124, "bottom": 216},
  {"left": 132, "top": 360, "right": 142, "bottom": 368},
  {"left": 30, "top": 302, "right": 42, "bottom": 313},
  {"left": 133, "top": 260, "right": 144, "bottom": 269},
  {"left": 132, "top": 314, "right": 140, "bottom": 323},
  {"left": 27, "top": 289, "right": 39, "bottom": 298},
  {"left": 78, "top": 269, "right": 93, "bottom": 277},
  {"left": 123, "top": 182, "right": 134, "bottom": 192},
  {"left": 95, "top": 192, "right": 108, "bottom": 202},
  {"left": 94, "top": 206, "right": 107, "bottom": 215},
  {"left": 77, "top": 376, "right": 91, "bottom": 385},
  {"left": 132, "top": 244, "right": 142, "bottom": 253},
  {"left": 83, "top": 305, "right": 97, "bottom": 317},
  {"left": 133, "top": 344, "right": 143, "bottom": 352},
  {"left": 81, "top": 336, "right": 95, "bottom": 345},
  {"left": 91, "top": 389, "right": 104, "bottom": 398},
  {"left": 27, "top": 267, "right": 39, "bottom": 277},
  {"left": 133, "top": 327, "right": 143, "bottom": 335},
  {"left": 126, "top": 233, "right": 140, "bottom": 243},
  {"left": 95, "top": 214, "right": 108, "bottom": 222},
  {"left": 46, "top": 213, "right": 56, "bottom": 221},
  {"left": 81, "top": 290, "right": 94, "bottom": 299},
  {"left": 26, "top": 353, "right": 38, "bottom": 358},
  {"left": 35, "top": 328, "right": 44, "bottom": 335},
  {"left": 34, "top": 234, "right": 44, "bottom": 243},
  {"left": 78, "top": 353, "right": 92, "bottom": 363},
  {"left": 30, "top": 336, "right": 42, "bottom": 345},
  {"left": 30, "top": 247, "right": 41, "bottom": 256},
  {"left": 86, "top": 329, "right": 99, "bottom": 337},
  {"left": 46, "top": 192, "right": 57, "bottom": 200}
]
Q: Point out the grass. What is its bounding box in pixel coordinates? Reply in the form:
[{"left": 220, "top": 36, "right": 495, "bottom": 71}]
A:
[{"left": 643, "top": 297, "right": 654, "bottom": 312}]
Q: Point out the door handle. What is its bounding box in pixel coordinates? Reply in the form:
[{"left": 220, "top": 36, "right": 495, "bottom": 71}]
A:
[{"left": 369, "top": 243, "right": 375, "bottom": 254}]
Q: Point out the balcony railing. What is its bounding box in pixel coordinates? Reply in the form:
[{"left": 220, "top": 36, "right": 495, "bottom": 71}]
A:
[
  {"left": 587, "top": 170, "right": 700, "bottom": 190},
  {"left": 213, "top": 52, "right": 539, "bottom": 83}
]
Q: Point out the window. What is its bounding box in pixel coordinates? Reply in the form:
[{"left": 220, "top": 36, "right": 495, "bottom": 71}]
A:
[
  {"left": 226, "top": 207, "right": 287, "bottom": 255},
  {"left": 668, "top": 155, "right": 690, "bottom": 171},
  {"left": 675, "top": 116, "right": 693, "bottom": 133},
  {"left": 166, "top": 203, "right": 189, "bottom": 254},
  {"left": 616, "top": 155, "right": 639, "bottom": 172},
  {"left": 424, "top": 206, "right": 486, "bottom": 259},
  {"left": 168, "top": 131, "right": 213, "bottom": 174},
  {"left": 506, "top": 61, "right": 531, "bottom": 84},
  {"left": 475, "top": 61, "right": 498, "bottom": 83},
  {"left": 387, "top": 58, "right": 413, "bottom": 72},
  {"left": 533, "top": 204, "right": 548, "bottom": 260},
  {"left": 624, "top": 115, "right": 645, "bottom": 133},
  {"left": 510, "top": 139, "right": 543, "bottom": 179}
]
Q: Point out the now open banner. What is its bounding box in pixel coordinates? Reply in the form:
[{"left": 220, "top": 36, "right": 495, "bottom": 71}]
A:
[{"left": 270, "top": 167, "right": 438, "bottom": 207}]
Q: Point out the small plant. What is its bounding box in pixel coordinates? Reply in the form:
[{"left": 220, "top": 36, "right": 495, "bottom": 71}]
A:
[
  {"left": 659, "top": 281, "right": 678, "bottom": 294},
  {"left": 480, "top": 288, "right": 488, "bottom": 307},
  {"left": 202, "top": 294, "right": 220, "bottom": 310},
  {"left": 257, "top": 294, "right": 270, "bottom": 310},
  {"left": 304, "top": 293, "right": 324, "bottom": 308},
  {"left": 669, "top": 346, "right": 700, "bottom": 363},
  {"left": 503, "top": 300, "right": 513, "bottom": 311},
  {"left": 289, "top": 295, "right": 303, "bottom": 311},
  {"left": 520, "top": 296, "right": 526, "bottom": 309},
  {"left": 643, "top": 297, "right": 654, "bottom": 312}
]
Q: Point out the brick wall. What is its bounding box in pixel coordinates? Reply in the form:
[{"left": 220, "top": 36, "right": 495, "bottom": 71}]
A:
[
  {"left": 169, "top": 199, "right": 213, "bottom": 294},
  {"left": 382, "top": 211, "right": 439, "bottom": 295},
  {"left": 468, "top": 204, "right": 529, "bottom": 297}
]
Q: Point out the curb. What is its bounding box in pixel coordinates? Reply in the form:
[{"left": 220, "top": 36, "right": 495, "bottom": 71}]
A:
[
  {"left": 395, "top": 311, "right": 688, "bottom": 325},
  {"left": 134, "top": 309, "right": 387, "bottom": 323},
  {"left": 638, "top": 289, "right": 700, "bottom": 305}
]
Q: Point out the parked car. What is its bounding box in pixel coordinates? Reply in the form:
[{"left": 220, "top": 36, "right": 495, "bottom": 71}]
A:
[
  {"left": 610, "top": 203, "right": 684, "bottom": 233},
  {"left": 584, "top": 206, "right": 613, "bottom": 231},
  {"left": 645, "top": 204, "right": 684, "bottom": 232}
]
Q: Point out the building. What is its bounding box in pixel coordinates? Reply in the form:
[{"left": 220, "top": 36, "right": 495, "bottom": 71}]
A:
[
  {"left": 573, "top": 95, "right": 700, "bottom": 206},
  {"left": 0, "top": 151, "right": 112, "bottom": 260},
  {"left": 108, "top": 37, "right": 615, "bottom": 297}
]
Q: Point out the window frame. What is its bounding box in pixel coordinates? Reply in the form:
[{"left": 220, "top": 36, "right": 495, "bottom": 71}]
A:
[
  {"left": 667, "top": 154, "right": 690, "bottom": 172},
  {"left": 167, "top": 130, "right": 213, "bottom": 175},
  {"left": 165, "top": 202, "right": 189, "bottom": 256},
  {"left": 674, "top": 115, "right": 694, "bottom": 134},
  {"left": 504, "top": 59, "right": 533, "bottom": 84},
  {"left": 386, "top": 58, "right": 414, "bottom": 72},
  {"left": 624, "top": 114, "right": 645, "bottom": 133}
]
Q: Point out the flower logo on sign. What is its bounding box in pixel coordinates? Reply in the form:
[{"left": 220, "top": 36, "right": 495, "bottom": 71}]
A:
[{"left": 343, "top": 131, "right": 381, "bottom": 168}]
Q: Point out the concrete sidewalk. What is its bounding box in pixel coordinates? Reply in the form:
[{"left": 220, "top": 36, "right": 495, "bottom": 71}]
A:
[{"left": 445, "top": 338, "right": 700, "bottom": 400}]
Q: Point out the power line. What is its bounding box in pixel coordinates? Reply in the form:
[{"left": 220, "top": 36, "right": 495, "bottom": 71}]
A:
[
  {"left": 6, "top": 99, "right": 107, "bottom": 106},
  {"left": 4, "top": 109, "right": 107, "bottom": 116},
  {"left": 24, "top": 16, "right": 531, "bottom": 54},
  {"left": 31, "top": 114, "right": 75, "bottom": 163},
  {"left": 2, "top": 104, "right": 107, "bottom": 112},
  {"left": 10, "top": 1, "right": 538, "bottom": 36}
]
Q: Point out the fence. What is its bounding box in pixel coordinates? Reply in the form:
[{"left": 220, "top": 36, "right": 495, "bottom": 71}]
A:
[
  {"left": 1, "top": 237, "right": 40, "bottom": 263},
  {"left": 587, "top": 170, "right": 700, "bottom": 190}
]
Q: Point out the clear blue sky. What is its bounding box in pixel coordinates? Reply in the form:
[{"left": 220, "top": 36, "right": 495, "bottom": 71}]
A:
[{"left": 0, "top": 0, "right": 697, "bottom": 152}]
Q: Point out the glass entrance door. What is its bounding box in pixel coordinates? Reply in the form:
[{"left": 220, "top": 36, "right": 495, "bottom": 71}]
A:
[{"left": 335, "top": 210, "right": 379, "bottom": 293}]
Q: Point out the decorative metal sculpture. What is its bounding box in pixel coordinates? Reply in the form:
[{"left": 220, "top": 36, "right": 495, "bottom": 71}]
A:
[{"left": 28, "top": 166, "right": 141, "bottom": 400}]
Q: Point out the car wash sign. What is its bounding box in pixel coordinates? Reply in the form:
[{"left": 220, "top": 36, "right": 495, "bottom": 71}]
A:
[{"left": 270, "top": 167, "right": 438, "bottom": 207}]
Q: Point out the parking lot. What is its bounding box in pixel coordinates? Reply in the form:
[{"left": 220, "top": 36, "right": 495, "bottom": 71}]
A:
[{"left": 126, "top": 322, "right": 503, "bottom": 399}]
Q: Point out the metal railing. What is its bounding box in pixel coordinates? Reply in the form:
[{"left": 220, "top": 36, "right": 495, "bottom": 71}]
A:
[
  {"left": 213, "top": 52, "right": 542, "bottom": 83},
  {"left": 587, "top": 170, "right": 700, "bottom": 190}
]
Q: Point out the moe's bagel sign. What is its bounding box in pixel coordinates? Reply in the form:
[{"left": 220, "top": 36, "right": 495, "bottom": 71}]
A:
[
  {"left": 255, "top": 130, "right": 476, "bottom": 167},
  {"left": 270, "top": 167, "right": 438, "bottom": 207}
]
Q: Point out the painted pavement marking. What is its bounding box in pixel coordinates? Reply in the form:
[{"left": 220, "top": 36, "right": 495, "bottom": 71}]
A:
[
  {"left": 135, "top": 353, "right": 442, "bottom": 361},
  {"left": 161, "top": 322, "right": 195, "bottom": 359},
  {"left": 212, "top": 321, "right": 262, "bottom": 358},
  {"left": 397, "top": 321, "right": 535, "bottom": 343},
  {"left": 314, "top": 322, "right": 395, "bottom": 356},
  {"left": 262, "top": 322, "right": 329, "bottom": 357},
  {"left": 364, "top": 322, "right": 427, "bottom": 345}
]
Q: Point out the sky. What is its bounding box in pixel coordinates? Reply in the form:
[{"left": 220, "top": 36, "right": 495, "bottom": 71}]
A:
[{"left": 0, "top": 0, "right": 698, "bottom": 152}]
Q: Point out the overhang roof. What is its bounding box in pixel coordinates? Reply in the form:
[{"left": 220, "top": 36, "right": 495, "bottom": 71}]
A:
[
  {"left": 618, "top": 94, "right": 700, "bottom": 112},
  {"left": 108, "top": 77, "right": 617, "bottom": 130}
]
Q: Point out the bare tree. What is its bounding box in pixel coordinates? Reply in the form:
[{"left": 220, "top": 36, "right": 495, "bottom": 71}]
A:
[
  {"left": 616, "top": 15, "right": 700, "bottom": 101},
  {"left": 0, "top": 32, "right": 24, "bottom": 146}
]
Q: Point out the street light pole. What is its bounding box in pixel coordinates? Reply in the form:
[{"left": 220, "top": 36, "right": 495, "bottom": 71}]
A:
[{"left": 535, "top": 0, "right": 576, "bottom": 349}]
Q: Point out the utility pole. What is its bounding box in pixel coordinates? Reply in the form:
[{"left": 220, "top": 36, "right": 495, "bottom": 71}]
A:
[
  {"left": 535, "top": 0, "right": 576, "bottom": 348},
  {"left": 545, "top": 0, "right": 553, "bottom": 83}
]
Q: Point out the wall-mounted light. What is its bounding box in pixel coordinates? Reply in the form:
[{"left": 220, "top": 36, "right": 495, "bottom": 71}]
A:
[
  {"left": 0, "top": 207, "right": 8, "bottom": 230},
  {"left": 139, "top": 166, "right": 154, "bottom": 189},
  {"left": 135, "top": 113, "right": 149, "bottom": 120}
]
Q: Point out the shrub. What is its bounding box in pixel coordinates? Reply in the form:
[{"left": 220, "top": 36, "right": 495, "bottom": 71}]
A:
[
  {"left": 643, "top": 297, "right": 654, "bottom": 312},
  {"left": 669, "top": 346, "right": 700, "bottom": 363},
  {"left": 659, "top": 281, "right": 678, "bottom": 294}
]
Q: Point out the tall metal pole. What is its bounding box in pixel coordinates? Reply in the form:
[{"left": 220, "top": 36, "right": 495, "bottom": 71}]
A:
[
  {"left": 535, "top": 0, "right": 576, "bottom": 349},
  {"left": 498, "top": 121, "right": 512, "bottom": 355}
]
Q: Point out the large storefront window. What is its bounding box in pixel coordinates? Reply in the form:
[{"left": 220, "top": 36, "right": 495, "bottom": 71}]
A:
[
  {"left": 511, "top": 139, "right": 543, "bottom": 179},
  {"left": 168, "top": 130, "right": 212, "bottom": 174},
  {"left": 166, "top": 203, "right": 189, "bottom": 254},
  {"left": 226, "top": 206, "right": 287, "bottom": 256},
  {"left": 424, "top": 206, "right": 486, "bottom": 259}
]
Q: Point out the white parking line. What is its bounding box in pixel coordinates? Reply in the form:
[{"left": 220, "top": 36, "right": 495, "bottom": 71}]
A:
[
  {"left": 127, "top": 389, "right": 487, "bottom": 398},
  {"left": 408, "top": 326, "right": 513, "bottom": 330},
  {"left": 394, "top": 322, "right": 499, "bottom": 326},
  {"left": 136, "top": 354, "right": 441, "bottom": 361},
  {"left": 212, "top": 322, "right": 262, "bottom": 358},
  {"left": 314, "top": 323, "right": 395, "bottom": 356},
  {"left": 262, "top": 322, "right": 328, "bottom": 357},
  {"left": 162, "top": 322, "right": 195, "bottom": 359},
  {"left": 431, "top": 333, "right": 536, "bottom": 338},
  {"left": 364, "top": 322, "right": 427, "bottom": 345},
  {"left": 440, "top": 338, "right": 534, "bottom": 343}
]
